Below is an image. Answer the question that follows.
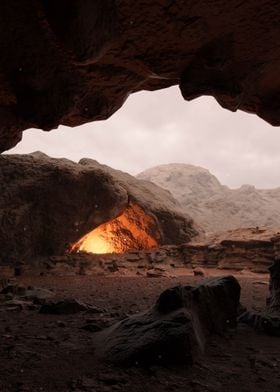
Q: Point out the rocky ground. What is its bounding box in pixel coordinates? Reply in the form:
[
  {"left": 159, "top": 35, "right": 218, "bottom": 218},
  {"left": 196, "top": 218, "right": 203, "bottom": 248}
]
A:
[
  {"left": 1, "top": 270, "right": 280, "bottom": 392},
  {"left": 1, "top": 226, "right": 276, "bottom": 280}
]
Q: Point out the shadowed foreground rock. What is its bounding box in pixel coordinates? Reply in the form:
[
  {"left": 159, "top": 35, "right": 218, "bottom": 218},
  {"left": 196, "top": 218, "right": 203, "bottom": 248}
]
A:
[
  {"left": 93, "top": 276, "right": 240, "bottom": 366},
  {"left": 0, "top": 152, "right": 196, "bottom": 265},
  {"left": 1, "top": 1, "right": 280, "bottom": 150},
  {"left": 240, "top": 258, "right": 280, "bottom": 336},
  {"left": 267, "top": 258, "right": 280, "bottom": 313}
]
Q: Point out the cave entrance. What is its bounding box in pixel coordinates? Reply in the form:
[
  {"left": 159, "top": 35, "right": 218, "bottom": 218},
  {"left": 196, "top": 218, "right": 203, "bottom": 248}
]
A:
[{"left": 71, "top": 202, "right": 160, "bottom": 254}]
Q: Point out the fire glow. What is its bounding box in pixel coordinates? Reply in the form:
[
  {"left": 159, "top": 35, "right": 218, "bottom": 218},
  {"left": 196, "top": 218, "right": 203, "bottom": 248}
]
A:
[{"left": 71, "top": 203, "right": 160, "bottom": 254}]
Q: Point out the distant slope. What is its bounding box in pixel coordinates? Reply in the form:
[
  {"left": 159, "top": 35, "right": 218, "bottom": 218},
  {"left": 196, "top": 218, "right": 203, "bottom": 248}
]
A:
[{"left": 137, "top": 163, "right": 280, "bottom": 234}]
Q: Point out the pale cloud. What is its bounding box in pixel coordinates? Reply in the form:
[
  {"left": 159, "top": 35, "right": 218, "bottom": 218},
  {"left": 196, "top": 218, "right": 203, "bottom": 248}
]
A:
[{"left": 7, "top": 86, "right": 280, "bottom": 189}]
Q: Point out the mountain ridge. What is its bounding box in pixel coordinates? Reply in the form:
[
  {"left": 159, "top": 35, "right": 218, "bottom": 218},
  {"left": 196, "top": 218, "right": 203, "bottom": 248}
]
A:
[{"left": 137, "top": 163, "right": 280, "bottom": 234}]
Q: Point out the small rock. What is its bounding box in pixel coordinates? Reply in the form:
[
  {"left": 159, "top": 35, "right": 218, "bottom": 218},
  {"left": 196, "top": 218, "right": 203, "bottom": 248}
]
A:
[
  {"left": 146, "top": 269, "right": 169, "bottom": 278},
  {"left": 107, "top": 262, "right": 119, "bottom": 273},
  {"left": 193, "top": 267, "right": 206, "bottom": 277},
  {"left": 253, "top": 281, "right": 268, "bottom": 286},
  {"left": 126, "top": 254, "right": 141, "bottom": 262},
  {"left": 39, "top": 298, "right": 103, "bottom": 315},
  {"left": 22, "top": 287, "right": 55, "bottom": 301},
  {"left": 1, "top": 299, "right": 33, "bottom": 311},
  {"left": 148, "top": 251, "right": 167, "bottom": 263}
]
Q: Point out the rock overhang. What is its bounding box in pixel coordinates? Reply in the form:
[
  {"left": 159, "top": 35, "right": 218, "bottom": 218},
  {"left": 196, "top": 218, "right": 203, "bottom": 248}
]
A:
[
  {"left": 0, "top": 152, "right": 196, "bottom": 263},
  {"left": 0, "top": 1, "right": 280, "bottom": 152}
]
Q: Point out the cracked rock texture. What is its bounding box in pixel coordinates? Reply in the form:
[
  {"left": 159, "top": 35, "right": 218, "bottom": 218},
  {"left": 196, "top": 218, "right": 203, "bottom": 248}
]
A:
[
  {"left": 1, "top": 1, "right": 280, "bottom": 151},
  {"left": 0, "top": 152, "right": 195, "bottom": 264}
]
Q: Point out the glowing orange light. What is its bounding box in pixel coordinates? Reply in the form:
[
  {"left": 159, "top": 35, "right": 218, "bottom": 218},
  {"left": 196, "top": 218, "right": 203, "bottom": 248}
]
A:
[
  {"left": 71, "top": 203, "right": 160, "bottom": 254},
  {"left": 76, "top": 229, "right": 115, "bottom": 254}
]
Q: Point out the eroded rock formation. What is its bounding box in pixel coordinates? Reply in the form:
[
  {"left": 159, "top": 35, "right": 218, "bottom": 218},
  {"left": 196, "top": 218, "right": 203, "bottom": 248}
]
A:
[
  {"left": 1, "top": 1, "right": 280, "bottom": 151},
  {"left": 93, "top": 276, "right": 241, "bottom": 366},
  {"left": 0, "top": 152, "right": 196, "bottom": 265}
]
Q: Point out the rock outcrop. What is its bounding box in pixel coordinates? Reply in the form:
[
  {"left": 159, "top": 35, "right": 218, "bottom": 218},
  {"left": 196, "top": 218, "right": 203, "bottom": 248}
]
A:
[
  {"left": 184, "top": 228, "right": 280, "bottom": 273},
  {"left": 93, "top": 276, "right": 241, "bottom": 366},
  {"left": 240, "top": 257, "right": 280, "bottom": 336},
  {"left": 137, "top": 164, "right": 280, "bottom": 234},
  {"left": 6, "top": 227, "right": 278, "bottom": 276},
  {"left": 1, "top": 1, "right": 280, "bottom": 151},
  {"left": 0, "top": 153, "right": 196, "bottom": 265}
]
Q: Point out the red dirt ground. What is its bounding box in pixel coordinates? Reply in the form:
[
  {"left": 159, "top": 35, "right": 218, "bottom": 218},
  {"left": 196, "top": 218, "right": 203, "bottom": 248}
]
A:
[{"left": 0, "top": 272, "right": 279, "bottom": 392}]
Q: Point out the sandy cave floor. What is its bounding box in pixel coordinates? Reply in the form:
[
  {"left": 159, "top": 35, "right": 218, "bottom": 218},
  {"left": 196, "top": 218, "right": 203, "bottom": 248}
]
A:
[{"left": 0, "top": 271, "right": 280, "bottom": 392}]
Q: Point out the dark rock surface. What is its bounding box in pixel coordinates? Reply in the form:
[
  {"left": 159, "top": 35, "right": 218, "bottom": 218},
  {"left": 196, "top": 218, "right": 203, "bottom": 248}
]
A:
[
  {"left": 93, "top": 276, "right": 240, "bottom": 366},
  {"left": 0, "top": 284, "right": 54, "bottom": 301},
  {"left": 0, "top": 152, "right": 196, "bottom": 265},
  {"left": 0, "top": 282, "right": 55, "bottom": 311},
  {"left": 0, "top": 1, "right": 280, "bottom": 151},
  {"left": 240, "top": 258, "right": 280, "bottom": 336},
  {"left": 267, "top": 257, "right": 280, "bottom": 313},
  {"left": 39, "top": 298, "right": 102, "bottom": 315}
]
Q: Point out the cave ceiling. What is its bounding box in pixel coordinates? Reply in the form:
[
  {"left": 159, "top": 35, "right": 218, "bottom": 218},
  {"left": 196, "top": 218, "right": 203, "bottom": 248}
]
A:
[{"left": 0, "top": 0, "right": 280, "bottom": 152}]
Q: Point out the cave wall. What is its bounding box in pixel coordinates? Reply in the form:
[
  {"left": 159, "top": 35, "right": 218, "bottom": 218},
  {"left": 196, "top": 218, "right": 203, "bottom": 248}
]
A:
[
  {"left": 0, "top": 153, "right": 196, "bottom": 264},
  {"left": 0, "top": 1, "right": 280, "bottom": 151}
]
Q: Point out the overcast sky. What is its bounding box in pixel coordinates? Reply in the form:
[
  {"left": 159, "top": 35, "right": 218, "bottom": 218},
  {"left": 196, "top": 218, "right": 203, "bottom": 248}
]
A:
[{"left": 7, "top": 86, "right": 280, "bottom": 189}]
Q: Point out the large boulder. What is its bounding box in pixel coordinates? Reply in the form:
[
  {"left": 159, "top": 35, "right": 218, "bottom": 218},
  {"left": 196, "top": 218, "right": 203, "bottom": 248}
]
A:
[
  {"left": 93, "top": 276, "right": 241, "bottom": 366},
  {"left": 0, "top": 1, "right": 280, "bottom": 151},
  {"left": 0, "top": 152, "right": 196, "bottom": 264}
]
